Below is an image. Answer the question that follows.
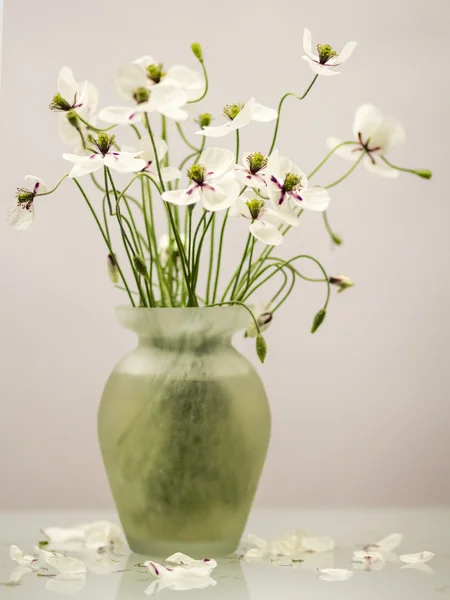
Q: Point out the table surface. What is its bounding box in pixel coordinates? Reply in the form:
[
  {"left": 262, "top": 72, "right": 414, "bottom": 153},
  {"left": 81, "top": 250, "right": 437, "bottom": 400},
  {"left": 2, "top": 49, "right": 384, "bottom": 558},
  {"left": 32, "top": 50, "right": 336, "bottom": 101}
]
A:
[{"left": 1, "top": 508, "right": 449, "bottom": 599}]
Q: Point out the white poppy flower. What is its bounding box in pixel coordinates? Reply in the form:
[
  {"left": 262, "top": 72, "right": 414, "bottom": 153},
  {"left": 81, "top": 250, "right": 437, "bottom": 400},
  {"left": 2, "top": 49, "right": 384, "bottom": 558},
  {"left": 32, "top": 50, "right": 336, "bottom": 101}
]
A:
[
  {"left": 244, "top": 302, "right": 273, "bottom": 338},
  {"left": 60, "top": 82, "right": 99, "bottom": 149},
  {"left": 399, "top": 551, "right": 435, "bottom": 564},
  {"left": 302, "top": 536, "right": 335, "bottom": 553},
  {"left": 230, "top": 189, "right": 283, "bottom": 246},
  {"left": 133, "top": 55, "right": 204, "bottom": 101},
  {"left": 196, "top": 97, "right": 277, "bottom": 138},
  {"left": 7, "top": 176, "right": 47, "bottom": 231},
  {"left": 162, "top": 146, "right": 239, "bottom": 212},
  {"left": 144, "top": 554, "right": 217, "bottom": 596},
  {"left": 63, "top": 133, "right": 146, "bottom": 178},
  {"left": 352, "top": 550, "right": 386, "bottom": 570},
  {"left": 99, "top": 63, "right": 188, "bottom": 125},
  {"left": 327, "top": 104, "right": 405, "bottom": 178},
  {"left": 364, "top": 533, "right": 403, "bottom": 554},
  {"left": 235, "top": 151, "right": 269, "bottom": 189},
  {"left": 123, "top": 136, "right": 181, "bottom": 182},
  {"left": 267, "top": 151, "right": 330, "bottom": 225},
  {"left": 318, "top": 568, "right": 353, "bottom": 582},
  {"left": 9, "top": 545, "right": 37, "bottom": 566},
  {"left": 302, "top": 28, "right": 357, "bottom": 76},
  {"left": 50, "top": 67, "right": 91, "bottom": 113}
]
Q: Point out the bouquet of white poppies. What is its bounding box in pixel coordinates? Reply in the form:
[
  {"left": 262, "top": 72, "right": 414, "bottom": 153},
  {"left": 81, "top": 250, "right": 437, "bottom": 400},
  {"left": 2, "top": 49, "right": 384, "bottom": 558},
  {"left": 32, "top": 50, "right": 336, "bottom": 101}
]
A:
[{"left": 8, "top": 31, "right": 431, "bottom": 362}]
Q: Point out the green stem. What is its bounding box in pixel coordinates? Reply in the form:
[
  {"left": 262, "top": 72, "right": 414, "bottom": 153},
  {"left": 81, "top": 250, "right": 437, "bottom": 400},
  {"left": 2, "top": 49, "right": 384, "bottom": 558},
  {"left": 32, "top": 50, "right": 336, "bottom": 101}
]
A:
[
  {"left": 212, "top": 209, "right": 229, "bottom": 303},
  {"left": 308, "top": 141, "right": 358, "bottom": 179},
  {"left": 176, "top": 122, "right": 201, "bottom": 152},
  {"left": 130, "top": 124, "right": 142, "bottom": 139},
  {"left": 36, "top": 174, "right": 69, "bottom": 196},
  {"left": 143, "top": 113, "right": 165, "bottom": 192},
  {"left": 324, "top": 152, "right": 364, "bottom": 189},
  {"left": 268, "top": 75, "right": 318, "bottom": 155},
  {"left": 206, "top": 214, "right": 215, "bottom": 304},
  {"left": 76, "top": 115, "right": 116, "bottom": 132},
  {"left": 235, "top": 129, "right": 240, "bottom": 162},
  {"left": 72, "top": 178, "right": 135, "bottom": 306},
  {"left": 229, "top": 233, "right": 252, "bottom": 300},
  {"left": 187, "top": 59, "right": 209, "bottom": 104},
  {"left": 380, "top": 155, "right": 432, "bottom": 178},
  {"left": 207, "top": 301, "right": 261, "bottom": 336}
]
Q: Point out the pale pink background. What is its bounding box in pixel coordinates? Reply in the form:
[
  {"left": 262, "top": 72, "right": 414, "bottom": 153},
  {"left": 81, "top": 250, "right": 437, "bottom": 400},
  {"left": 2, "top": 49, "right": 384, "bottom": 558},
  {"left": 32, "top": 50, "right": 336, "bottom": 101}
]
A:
[{"left": 0, "top": 0, "right": 448, "bottom": 508}]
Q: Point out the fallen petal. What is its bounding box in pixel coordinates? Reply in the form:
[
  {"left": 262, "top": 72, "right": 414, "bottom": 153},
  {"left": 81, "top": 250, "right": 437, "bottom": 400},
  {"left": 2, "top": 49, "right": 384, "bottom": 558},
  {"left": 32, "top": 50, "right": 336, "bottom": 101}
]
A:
[
  {"left": 8, "top": 565, "right": 33, "bottom": 584},
  {"left": 9, "top": 545, "right": 37, "bottom": 566},
  {"left": 45, "top": 555, "right": 87, "bottom": 575},
  {"left": 366, "top": 533, "right": 403, "bottom": 553},
  {"left": 45, "top": 574, "right": 86, "bottom": 595},
  {"left": 399, "top": 551, "right": 435, "bottom": 564},
  {"left": 400, "top": 563, "right": 435, "bottom": 574},
  {"left": 318, "top": 568, "right": 354, "bottom": 582},
  {"left": 302, "top": 536, "right": 335, "bottom": 553},
  {"left": 42, "top": 527, "right": 85, "bottom": 544}
]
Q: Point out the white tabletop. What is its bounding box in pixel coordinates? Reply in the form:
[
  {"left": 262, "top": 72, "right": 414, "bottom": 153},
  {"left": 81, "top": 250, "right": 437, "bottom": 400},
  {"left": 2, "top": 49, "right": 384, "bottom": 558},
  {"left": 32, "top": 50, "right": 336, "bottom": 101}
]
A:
[{"left": 1, "top": 508, "right": 449, "bottom": 598}]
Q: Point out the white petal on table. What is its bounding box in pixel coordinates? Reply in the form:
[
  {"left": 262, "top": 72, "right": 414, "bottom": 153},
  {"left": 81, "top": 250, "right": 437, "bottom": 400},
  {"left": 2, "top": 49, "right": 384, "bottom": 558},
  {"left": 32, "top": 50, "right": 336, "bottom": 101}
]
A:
[
  {"left": 399, "top": 551, "right": 435, "bottom": 564},
  {"left": 302, "top": 536, "right": 335, "bottom": 553},
  {"left": 45, "top": 574, "right": 86, "bottom": 595},
  {"left": 318, "top": 568, "right": 354, "bottom": 582},
  {"left": 45, "top": 555, "right": 87, "bottom": 575},
  {"left": 9, "top": 545, "right": 37, "bottom": 566}
]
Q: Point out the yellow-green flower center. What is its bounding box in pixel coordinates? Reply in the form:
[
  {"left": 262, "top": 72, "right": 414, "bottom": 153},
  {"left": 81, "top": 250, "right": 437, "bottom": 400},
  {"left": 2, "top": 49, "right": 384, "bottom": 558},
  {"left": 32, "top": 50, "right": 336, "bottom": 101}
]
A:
[
  {"left": 283, "top": 173, "right": 302, "bottom": 192},
  {"left": 146, "top": 63, "right": 166, "bottom": 84},
  {"left": 49, "top": 93, "right": 72, "bottom": 112},
  {"left": 247, "top": 152, "right": 268, "bottom": 174},
  {"left": 187, "top": 164, "right": 207, "bottom": 185},
  {"left": 317, "top": 44, "right": 337, "bottom": 64},
  {"left": 133, "top": 87, "right": 150, "bottom": 104},
  {"left": 196, "top": 113, "right": 213, "bottom": 128},
  {"left": 93, "top": 133, "right": 116, "bottom": 155},
  {"left": 246, "top": 198, "right": 265, "bottom": 220},
  {"left": 223, "top": 103, "right": 244, "bottom": 121}
]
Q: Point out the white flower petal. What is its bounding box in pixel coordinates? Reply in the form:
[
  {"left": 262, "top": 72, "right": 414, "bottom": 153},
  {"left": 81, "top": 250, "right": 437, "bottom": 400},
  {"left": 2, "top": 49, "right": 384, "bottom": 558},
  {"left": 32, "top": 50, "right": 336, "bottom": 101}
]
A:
[
  {"left": 231, "top": 195, "right": 252, "bottom": 219},
  {"left": 159, "top": 105, "right": 189, "bottom": 122},
  {"left": 274, "top": 198, "right": 300, "bottom": 226},
  {"left": 302, "top": 56, "right": 340, "bottom": 76},
  {"left": 133, "top": 55, "right": 156, "bottom": 70},
  {"left": 145, "top": 575, "right": 216, "bottom": 595},
  {"left": 103, "top": 153, "right": 146, "bottom": 173},
  {"left": 337, "top": 41, "right": 357, "bottom": 64},
  {"left": 298, "top": 186, "right": 330, "bottom": 211},
  {"left": 400, "top": 563, "right": 435, "bottom": 574},
  {"left": 161, "top": 166, "right": 181, "bottom": 181},
  {"left": 24, "top": 175, "right": 47, "bottom": 194},
  {"left": 252, "top": 102, "right": 278, "bottom": 122},
  {"left": 45, "top": 555, "right": 87, "bottom": 575},
  {"left": 114, "top": 64, "right": 147, "bottom": 99},
  {"left": 59, "top": 115, "right": 82, "bottom": 147},
  {"left": 82, "top": 521, "right": 123, "bottom": 550},
  {"left": 195, "top": 124, "right": 232, "bottom": 138},
  {"left": 318, "top": 568, "right": 353, "bottom": 582},
  {"left": 231, "top": 97, "right": 256, "bottom": 129},
  {"left": 98, "top": 106, "right": 141, "bottom": 125},
  {"left": 201, "top": 185, "right": 229, "bottom": 212},
  {"left": 7, "top": 203, "right": 34, "bottom": 231},
  {"left": 363, "top": 155, "right": 399, "bottom": 178},
  {"left": 369, "top": 118, "right": 405, "bottom": 153},
  {"left": 149, "top": 84, "right": 188, "bottom": 112},
  {"left": 166, "top": 65, "right": 203, "bottom": 91},
  {"left": 352, "top": 550, "right": 385, "bottom": 564},
  {"left": 302, "top": 28, "right": 315, "bottom": 60},
  {"left": 162, "top": 188, "right": 198, "bottom": 206},
  {"left": 399, "top": 551, "right": 435, "bottom": 564},
  {"left": 370, "top": 533, "right": 403, "bottom": 553},
  {"left": 9, "top": 545, "right": 36, "bottom": 566},
  {"left": 326, "top": 137, "right": 360, "bottom": 161},
  {"left": 45, "top": 574, "right": 86, "bottom": 595},
  {"left": 41, "top": 527, "right": 86, "bottom": 544},
  {"left": 302, "top": 536, "right": 335, "bottom": 553},
  {"left": 352, "top": 104, "right": 384, "bottom": 139},
  {"left": 58, "top": 67, "right": 79, "bottom": 104},
  {"left": 200, "top": 146, "right": 235, "bottom": 178},
  {"left": 235, "top": 168, "right": 266, "bottom": 188},
  {"left": 271, "top": 531, "right": 304, "bottom": 556},
  {"left": 9, "top": 565, "right": 33, "bottom": 584},
  {"left": 250, "top": 220, "right": 283, "bottom": 246}
]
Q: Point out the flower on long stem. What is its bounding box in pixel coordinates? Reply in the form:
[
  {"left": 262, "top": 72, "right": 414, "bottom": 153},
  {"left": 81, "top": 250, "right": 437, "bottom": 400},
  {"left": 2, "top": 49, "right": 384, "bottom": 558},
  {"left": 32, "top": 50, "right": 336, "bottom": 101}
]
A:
[
  {"left": 327, "top": 104, "right": 405, "bottom": 177},
  {"left": 134, "top": 55, "right": 205, "bottom": 101},
  {"left": 267, "top": 151, "right": 330, "bottom": 225},
  {"left": 7, "top": 176, "right": 47, "bottom": 231},
  {"left": 244, "top": 302, "right": 273, "bottom": 338},
  {"left": 230, "top": 189, "right": 283, "bottom": 246},
  {"left": 162, "top": 146, "right": 239, "bottom": 211},
  {"left": 302, "top": 28, "right": 357, "bottom": 76},
  {"left": 63, "top": 133, "right": 146, "bottom": 177},
  {"left": 329, "top": 274, "right": 354, "bottom": 293},
  {"left": 235, "top": 151, "right": 268, "bottom": 189},
  {"left": 195, "top": 97, "right": 277, "bottom": 138},
  {"left": 98, "top": 63, "right": 188, "bottom": 125}
]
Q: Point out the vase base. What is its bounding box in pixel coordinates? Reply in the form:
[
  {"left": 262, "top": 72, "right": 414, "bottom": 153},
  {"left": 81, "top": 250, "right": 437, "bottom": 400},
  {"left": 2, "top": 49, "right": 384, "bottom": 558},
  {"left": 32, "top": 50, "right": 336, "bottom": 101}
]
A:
[{"left": 128, "top": 536, "right": 239, "bottom": 559}]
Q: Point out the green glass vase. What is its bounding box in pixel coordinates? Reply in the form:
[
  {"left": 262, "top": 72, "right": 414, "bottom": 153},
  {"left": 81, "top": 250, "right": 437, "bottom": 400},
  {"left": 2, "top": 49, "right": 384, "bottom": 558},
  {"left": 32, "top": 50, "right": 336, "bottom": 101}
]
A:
[{"left": 98, "top": 306, "right": 271, "bottom": 557}]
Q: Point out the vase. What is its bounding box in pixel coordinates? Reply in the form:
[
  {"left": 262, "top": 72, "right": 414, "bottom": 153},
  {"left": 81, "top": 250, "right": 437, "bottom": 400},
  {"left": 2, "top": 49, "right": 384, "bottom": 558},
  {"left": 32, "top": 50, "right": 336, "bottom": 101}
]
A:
[{"left": 98, "top": 306, "right": 271, "bottom": 557}]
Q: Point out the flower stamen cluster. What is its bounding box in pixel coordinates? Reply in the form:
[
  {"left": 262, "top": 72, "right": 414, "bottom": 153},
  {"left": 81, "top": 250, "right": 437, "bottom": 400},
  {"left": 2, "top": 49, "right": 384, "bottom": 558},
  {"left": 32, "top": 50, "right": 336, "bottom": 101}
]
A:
[
  {"left": 246, "top": 198, "right": 266, "bottom": 220},
  {"left": 49, "top": 93, "right": 75, "bottom": 112},
  {"left": 133, "top": 87, "right": 150, "bottom": 104},
  {"left": 92, "top": 133, "right": 116, "bottom": 156},
  {"left": 247, "top": 152, "right": 268, "bottom": 174},
  {"left": 283, "top": 173, "right": 303, "bottom": 192},
  {"left": 187, "top": 164, "right": 207, "bottom": 185},
  {"left": 15, "top": 188, "right": 36, "bottom": 208},
  {"left": 195, "top": 113, "right": 213, "bottom": 128},
  {"left": 317, "top": 44, "right": 337, "bottom": 64},
  {"left": 146, "top": 63, "right": 166, "bottom": 84},
  {"left": 223, "top": 103, "right": 244, "bottom": 121}
]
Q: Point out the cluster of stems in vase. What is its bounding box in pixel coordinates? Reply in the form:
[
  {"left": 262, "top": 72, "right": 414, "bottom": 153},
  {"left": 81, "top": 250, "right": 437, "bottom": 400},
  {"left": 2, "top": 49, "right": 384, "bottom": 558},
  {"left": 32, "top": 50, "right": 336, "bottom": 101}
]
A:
[{"left": 9, "top": 31, "right": 431, "bottom": 359}]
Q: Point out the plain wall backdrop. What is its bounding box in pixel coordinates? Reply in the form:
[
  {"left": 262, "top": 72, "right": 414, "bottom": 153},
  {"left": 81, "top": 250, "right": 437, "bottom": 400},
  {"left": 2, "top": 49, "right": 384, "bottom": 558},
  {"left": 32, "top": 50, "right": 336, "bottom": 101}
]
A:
[{"left": 0, "top": 0, "right": 448, "bottom": 509}]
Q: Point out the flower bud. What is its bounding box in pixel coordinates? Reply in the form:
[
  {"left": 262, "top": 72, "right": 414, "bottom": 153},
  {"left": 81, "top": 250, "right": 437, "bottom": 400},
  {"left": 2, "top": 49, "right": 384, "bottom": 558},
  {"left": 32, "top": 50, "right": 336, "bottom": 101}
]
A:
[
  {"left": 256, "top": 334, "right": 268, "bottom": 363},
  {"left": 329, "top": 274, "right": 354, "bottom": 293},
  {"left": 107, "top": 253, "right": 119, "bottom": 284},
  {"left": 415, "top": 169, "right": 432, "bottom": 180},
  {"left": 331, "top": 232, "right": 343, "bottom": 245},
  {"left": 245, "top": 311, "right": 273, "bottom": 338},
  {"left": 191, "top": 42, "right": 204, "bottom": 62},
  {"left": 67, "top": 110, "right": 80, "bottom": 129},
  {"left": 195, "top": 113, "right": 213, "bottom": 128},
  {"left": 311, "top": 308, "right": 326, "bottom": 334},
  {"left": 133, "top": 255, "right": 148, "bottom": 278}
]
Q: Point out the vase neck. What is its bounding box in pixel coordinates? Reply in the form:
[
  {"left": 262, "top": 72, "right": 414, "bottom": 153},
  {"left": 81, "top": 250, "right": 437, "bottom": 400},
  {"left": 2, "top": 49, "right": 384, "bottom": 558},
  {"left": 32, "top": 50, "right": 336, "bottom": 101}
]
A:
[{"left": 115, "top": 307, "right": 249, "bottom": 350}]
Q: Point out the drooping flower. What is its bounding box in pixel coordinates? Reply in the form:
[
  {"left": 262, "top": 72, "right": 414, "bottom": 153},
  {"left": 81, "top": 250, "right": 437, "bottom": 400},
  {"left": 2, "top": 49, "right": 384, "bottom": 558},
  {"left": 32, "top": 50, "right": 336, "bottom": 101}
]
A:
[
  {"left": 318, "top": 568, "right": 353, "bottom": 582},
  {"left": 7, "top": 176, "right": 47, "bottom": 231},
  {"left": 235, "top": 151, "right": 269, "bottom": 189},
  {"left": 144, "top": 553, "right": 217, "bottom": 596},
  {"left": 326, "top": 104, "right": 405, "bottom": 178},
  {"left": 244, "top": 302, "right": 273, "bottom": 338},
  {"left": 98, "top": 63, "right": 188, "bottom": 125},
  {"left": 49, "top": 67, "right": 91, "bottom": 114},
  {"left": 267, "top": 151, "right": 330, "bottom": 225},
  {"left": 161, "top": 146, "right": 239, "bottom": 211},
  {"left": 9, "top": 545, "right": 38, "bottom": 566},
  {"left": 63, "top": 133, "right": 146, "bottom": 177},
  {"left": 302, "top": 28, "right": 357, "bottom": 76},
  {"left": 196, "top": 97, "right": 277, "bottom": 138},
  {"left": 133, "top": 55, "right": 204, "bottom": 101},
  {"left": 230, "top": 189, "right": 283, "bottom": 246},
  {"left": 123, "top": 136, "right": 181, "bottom": 182},
  {"left": 329, "top": 274, "right": 354, "bottom": 293}
]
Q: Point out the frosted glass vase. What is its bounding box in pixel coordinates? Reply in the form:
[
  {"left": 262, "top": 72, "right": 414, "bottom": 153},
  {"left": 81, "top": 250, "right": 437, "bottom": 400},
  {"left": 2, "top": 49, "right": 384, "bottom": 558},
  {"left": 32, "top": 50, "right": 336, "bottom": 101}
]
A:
[{"left": 98, "top": 307, "right": 271, "bottom": 557}]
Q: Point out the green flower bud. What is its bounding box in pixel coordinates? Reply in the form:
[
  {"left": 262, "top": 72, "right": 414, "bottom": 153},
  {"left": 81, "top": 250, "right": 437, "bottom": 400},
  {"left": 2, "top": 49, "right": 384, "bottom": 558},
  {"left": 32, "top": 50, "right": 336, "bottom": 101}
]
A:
[
  {"left": 187, "top": 164, "right": 206, "bottom": 185},
  {"left": 317, "top": 44, "right": 337, "bottom": 64},
  {"left": 256, "top": 334, "right": 268, "bottom": 363},
  {"left": 415, "top": 169, "right": 432, "bottom": 180},
  {"left": 133, "top": 87, "right": 150, "bottom": 104},
  {"left": 67, "top": 110, "right": 80, "bottom": 129},
  {"left": 191, "top": 42, "right": 204, "bottom": 62},
  {"left": 133, "top": 255, "right": 148, "bottom": 278},
  {"left": 38, "top": 540, "right": 49, "bottom": 548},
  {"left": 107, "top": 254, "right": 119, "bottom": 285},
  {"left": 49, "top": 92, "right": 72, "bottom": 112},
  {"left": 246, "top": 198, "right": 265, "bottom": 220},
  {"left": 146, "top": 63, "right": 166, "bottom": 84},
  {"left": 283, "top": 173, "right": 302, "bottom": 192},
  {"left": 223, "top": 103, "right": 244, "bottom": 121},
  {"left": 93, "top": 133, "right": 116, "bottom": 155},
  {"left": 331, "top": 232, "right": 343, "bottom": 245},
  {"left": 247, "top": 152, "right": 268, "bottom": 174},
  {"left": 329, "top": 274, "right": 354, "bottom": 293},
  {"left": 196, "top": 113, "right": 213, "bottom": 128},
  {"left": 311, "top": 308, "right": 326, "bottom": 334}
]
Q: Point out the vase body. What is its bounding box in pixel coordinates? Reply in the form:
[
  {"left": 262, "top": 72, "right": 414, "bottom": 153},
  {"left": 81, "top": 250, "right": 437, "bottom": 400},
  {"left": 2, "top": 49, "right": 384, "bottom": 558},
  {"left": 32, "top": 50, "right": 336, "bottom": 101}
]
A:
[{"left": 98, "top": 307, "right": 271, "bottom": 557}]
